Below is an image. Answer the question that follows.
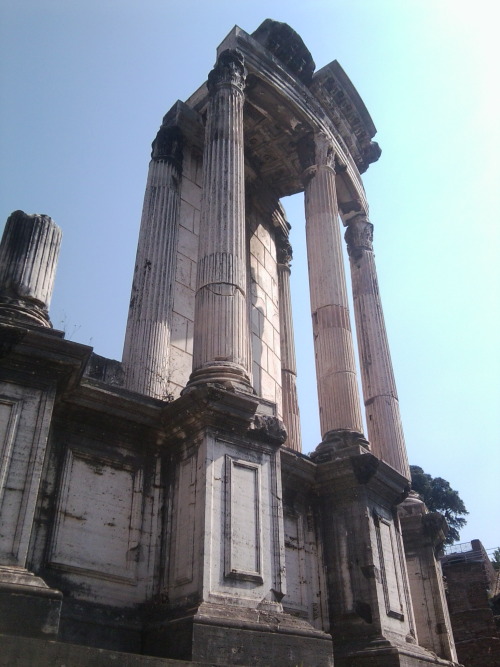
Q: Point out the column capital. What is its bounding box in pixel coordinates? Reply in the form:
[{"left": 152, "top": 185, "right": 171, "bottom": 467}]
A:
[
  {"left": 345, "top": 214, "right": 374, "bottom": 259},
  {"left": 298, "top": 132, "right": 335, "bottom": 183},
  {"left": 276, "top": 232, "right": 293, "bottom": 267},
  {"left": 207, "top": 49, "right": 246, "bottom": 95},
  {"left": 151, "top": 124, "right": 184, "bottom": 173}
]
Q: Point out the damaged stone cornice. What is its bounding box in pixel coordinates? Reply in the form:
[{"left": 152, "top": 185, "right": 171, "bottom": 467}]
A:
[
  {"left": 62, "top": 378, "right": 166, "bottom": 433},
  {"left": 218, "top": 25, "right": 367, "bottom": 173},
  {"left": 162, "top": 383, "right": 259, "bottom": 444},
  {"left": 280, "top": 447, "right": 317, "bottom": 488},
  {"left": 0, "top": 319, "right": 91, "bottom": 394},
  {"left": 161, "top": 384, "right": 288, "bottom": 449},
  {"left": 311, "top": 60, "right": 382, "bottom": 174},
  {"left": 314, "top": 448, "right": 411, "bottom": 507}
]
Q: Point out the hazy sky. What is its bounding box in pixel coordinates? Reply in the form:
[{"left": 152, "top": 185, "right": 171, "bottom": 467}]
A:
[{"left": 1, "top": 0, "right": 499, "bottom": 551}]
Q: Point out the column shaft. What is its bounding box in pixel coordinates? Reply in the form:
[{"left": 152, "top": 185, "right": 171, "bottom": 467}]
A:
[
  {"left": 277, "top": 239, "right": 302, "bottom": 452},
  {"left": 189, "top": 50, "right": 251, "bottom": 390},
  {"left": 303, "top": 137, "right": 364, "bottom": 441},
  {"left": 346, "top": 215, "right": 410, "bottom": 478},
  {"left": 122, "top": 125, "right": 183, "bottom": 398},
  {"left": 0, "top": 211, "right": 62, "bottom": 327}
]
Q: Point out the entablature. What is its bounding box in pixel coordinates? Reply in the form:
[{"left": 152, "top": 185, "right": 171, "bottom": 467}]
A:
[{"left": 182, "top": 21, "right": 379, "bottom": 211}]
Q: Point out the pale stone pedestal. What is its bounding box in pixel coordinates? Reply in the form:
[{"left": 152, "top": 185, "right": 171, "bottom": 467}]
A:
[
  {"left": 313, "top": 447, "right": 456, "bottom": 667},
  {"left": 398, "top": 494, "right": 458, "bottom": 663},
  {"left": 0, "top": 566, "right": 62, "bottom": 639},
  {"left": 143, "top": 385, "right": 333, "bottom": 666}
]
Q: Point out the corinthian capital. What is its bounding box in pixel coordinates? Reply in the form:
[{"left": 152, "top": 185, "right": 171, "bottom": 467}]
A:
[
  {"left": 345, "top": 214, "right": 374, "bottom": 259},
  {"left": 276, "top": 233, "right": 293, "bottom": 267},
  {"left": 298, "top": 132, "right": 335, "bottom": 183},
  {"left": 314, "top": 133, "right": 335, "bottom": 169},
  {"left": 151, "top": 125, "right": 184, "bottom": 171},
  {"left": 207, "top": 49, "right": 246, "bottom": 94}
]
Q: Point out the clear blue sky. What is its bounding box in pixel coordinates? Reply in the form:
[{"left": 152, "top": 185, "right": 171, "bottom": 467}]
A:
[{"left": 1, "top": 0, "right": 499, "bottom": 550}]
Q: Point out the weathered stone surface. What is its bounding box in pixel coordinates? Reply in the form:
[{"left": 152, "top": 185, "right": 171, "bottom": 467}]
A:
[
  {"left": 441, "top": 540, "right": 500, "bottom": 667},
  {"left": 0, "top": 633, "right": 212, "bottom": 666},
  {"left": 122, "top": 119, "right": 184, "bottom": 399},
  {"left": 302, "top": 133, "right": 365, "bottom": 442},
  {"left": 0, "top": 18, "right": 461, "bottom": 667},
  {"left": 249, "top": 210, "right": 282, "bottom": 410},
  {"left": 0, "top": 210, "right": 61, "bottom": 327},
  {"left": 276, "top": 229, "right": 302, "bottom": 451},
  {"left": 252, "top": 19, "right": 316, "bottom": 85},
  {"left": 345, "top": 212, "right": 410, "bottom": 479},
  {"left": 188, "top": 51, "right": 252, "bottom": 392},
  {"left": 398, "top": 494, "right": 457, "bottom": 662}
]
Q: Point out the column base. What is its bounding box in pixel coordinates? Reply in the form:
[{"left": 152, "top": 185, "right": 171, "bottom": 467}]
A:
[
  {"left": 311, "top": 429, "right": 370, "bottom": 462},
  {"left": 186, "top": 361, "right": 254, "bottom": 394},
  {"left": 0, "top": 566, "right": 62, "bottom": 639},
  {"left": 0, "top": 296, "right": 52, "bottom": 327},
  {"left": 144, "top": 602, "right": 334, "bottom": 666}
]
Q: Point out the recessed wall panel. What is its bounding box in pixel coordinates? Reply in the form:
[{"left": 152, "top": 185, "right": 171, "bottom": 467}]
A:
[
  {"left": 224, "top": 456, "right": 262, "bottom": 583},
  {"left": 49, "top": 447, "right": 143, "bottom": 584}
]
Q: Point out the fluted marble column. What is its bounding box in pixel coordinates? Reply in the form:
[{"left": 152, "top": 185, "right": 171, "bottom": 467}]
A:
[
  {"left": 188, "top": 50, "right": 251, "bottom": 391},
  {"left": 122, "top": 124, "right": 183, "bottom": 398},
  {"left": 345, "top": 213, "right": 410, "bottom": 478},
  {"left": 0, "top": 210, "right": 62, "bottom": 327},
  {"left": 302, "top": 135, "right": 366, "bottom": 447},
  {"left": 277, "top": 236, "right": 302, "bottom": 452}
]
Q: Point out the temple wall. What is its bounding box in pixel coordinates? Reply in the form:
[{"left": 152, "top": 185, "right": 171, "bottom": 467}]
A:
[
  {"left": 281, "top": 451, "right": 329, "bottom": 632},
  {"left": 249, "top": 214, "right": 282, "bottom": 415},
  {"left": 23, "top": 383, "right": 164, "bottom": 651},
  {"left": 167, "top": 147, "right": 202, "bottom": 398},
  {"left": 164, "top": 148, "right": 284, "bottom": 416}
]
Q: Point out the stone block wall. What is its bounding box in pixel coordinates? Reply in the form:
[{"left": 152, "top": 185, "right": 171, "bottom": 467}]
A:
[
  {"left": 164, "top": 147, "right": 284, "bottom": 418},
  {"left": 168, "top": 147, "right": 202, "bottom": 398},
  {"left": 249, "top": 213, "right": 282, "bottom": 416},
  {"left": 281, "top": 450, "right": 329, "bottom": 631},
  {"left": 26, "top": 382, "right": 165, "bottom": 651}
]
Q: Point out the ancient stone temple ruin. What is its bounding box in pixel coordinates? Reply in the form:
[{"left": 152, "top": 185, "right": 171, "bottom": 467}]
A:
[{"left": 0, "top": 20, "right": 461, "bottom": 667}]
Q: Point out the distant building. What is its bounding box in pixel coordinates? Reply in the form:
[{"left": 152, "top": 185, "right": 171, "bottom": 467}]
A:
[
  {"left": 442, "top": 540, "right": 500, "bottom": 666},
  {"left": 0, "top": 20, "right": 461, "bottom": 666}
]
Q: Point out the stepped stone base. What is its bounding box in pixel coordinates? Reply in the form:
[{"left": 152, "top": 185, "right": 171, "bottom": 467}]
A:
[
  {"left": 144, "top": 602, "right": 334, "bottom": 666},
  {"left": 0, "top": 634, "right": 208, "bottom": 667},
  {"left": 335, "top": 638, "right": 460, "bottom": 667},
  {"left": 0, "top": 567, "right": 62, "bottom": 640}
]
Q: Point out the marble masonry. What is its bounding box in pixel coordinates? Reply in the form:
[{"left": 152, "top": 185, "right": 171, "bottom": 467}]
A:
[{"left": 0, "top": 20, "right": 461, "bottom": 667}]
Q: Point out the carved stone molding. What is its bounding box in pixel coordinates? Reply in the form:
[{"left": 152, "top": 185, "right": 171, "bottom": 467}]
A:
[
  {"left": 249, "top": 414, "right": 287, "bottom": 445},
  {"left": 339, "top": 199, "right": 363, "bottom": 216},
  {"left": 345, "top": 214, "right": 374, "bottom": 259},
  {"left": 311, "top": 428, "right": 370, "bottom": 463},
  {"left": 151, "top": 124, "right": 184, "bottom": 173},
  {"left": 207, "top": 49, "right": 246, "bottom": 94},
  {"left": 276, "top": 232, "right": 293, "bottom": 267},
  {"left": 298, "top": 132, "right": 335, "bottom": 178},
  {"left": 251, "top": 19, "right": 315, "bottom": 86}
]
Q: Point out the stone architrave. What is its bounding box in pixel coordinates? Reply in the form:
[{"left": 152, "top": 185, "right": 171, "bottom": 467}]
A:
[
  {"left": 345, "top": 214, "right": 409, "bottom": 478},
  {"left": 122, "top": 123, "right": 183, "bottom": 399},
  {"left": 277, "top": 236, "right": 302, "bottom": 452},
  {"left": 0, "top": 211, "right": 62, "bottom": 328},
  {"left": 302, "top": 134, "right": 365, "bottom": 446},
  {"left": 188, "top": 50, "right": 252, "bottom": 391}
]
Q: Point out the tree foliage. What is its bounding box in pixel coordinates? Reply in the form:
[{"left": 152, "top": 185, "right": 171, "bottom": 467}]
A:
[
  {"left": 491, "top": 548, "right": 500, "bottom": 571},
  {"left": 410, "top": 465, "right": 468, "bottom": 545}
]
